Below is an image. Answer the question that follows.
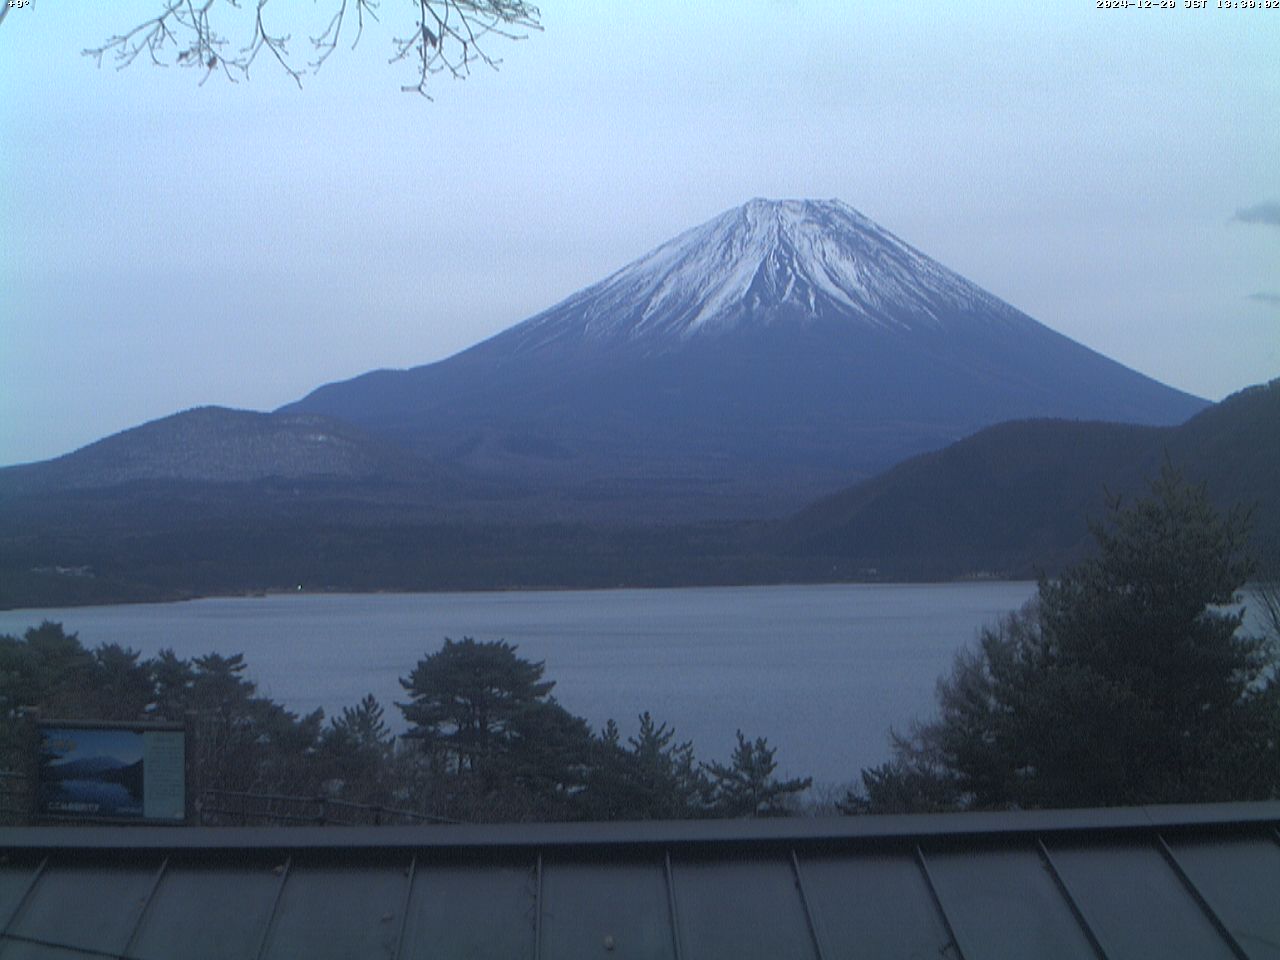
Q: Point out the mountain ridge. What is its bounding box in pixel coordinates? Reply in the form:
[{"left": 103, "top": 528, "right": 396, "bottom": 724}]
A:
[
  {"left": 282, "top": 198, "right": 1207, "bottom": 518},
  {"left": 6, "top": 199, "right": 1210, "bottom": 522},
  {"left": 2, "top": 197, "right": 1264, "bottom": 608},
  {"left": 0, "top": 407, "right": 430, "bottom": 493},
  {"left": 785, "top": 378, "right": 1280, "bottom": 577},
  {"left": 1, "top": 379, "right": 1272, "bottom": 609}
]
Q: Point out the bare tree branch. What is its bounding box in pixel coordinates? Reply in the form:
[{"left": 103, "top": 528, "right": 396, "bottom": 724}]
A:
[
  {"left": 242, "top": 0, "right": 303, "bottom": 88},
  {"left": 392, "top": 0, "right": 537, "bottom": 97},
  {"left": 82, "top": 0, "right": 540, "bottom": 96},
  {"left": 84, "top": 0, "right": 239, "bottom": 85},
  {"left": 311, "top": 0, "right": 380, "bottom": 72}
]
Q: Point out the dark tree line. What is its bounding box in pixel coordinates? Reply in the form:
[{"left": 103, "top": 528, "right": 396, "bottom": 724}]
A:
[
  {"left": 5, "top": 468, "right": 1275, "bottom": 823},
  {"left": 0, "top": 628, "right": 810, "bottom": 823},
  {"left": 394, "top": 637, "right": 811, "bottom": 820}
]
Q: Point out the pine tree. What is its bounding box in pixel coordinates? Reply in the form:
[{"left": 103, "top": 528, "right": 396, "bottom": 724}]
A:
[
  {"left": 398, "top": 638, "right": 555, "bottom": 776},
  {"left": 855, "top": 466, "right": 1279, "bottom": 810},
  {"left": 704, "top": 731, "right": 811, "bottom": 817}
]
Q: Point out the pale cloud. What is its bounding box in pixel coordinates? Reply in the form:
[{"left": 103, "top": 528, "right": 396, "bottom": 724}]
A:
[
  {"left": 1247, "top": 292, "right": 1280, "bottom": 307},
  {"left": 1233, "top": 202, "right": 1280, "bottom": 227}
]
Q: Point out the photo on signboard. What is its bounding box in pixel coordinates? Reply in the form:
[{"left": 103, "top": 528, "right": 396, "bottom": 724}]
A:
[
  {"left": 36, "top": 724, "right": 185, "bottom": 822},
  {"left": 38, "top": 726, "right": 146, "bottom": 819}
]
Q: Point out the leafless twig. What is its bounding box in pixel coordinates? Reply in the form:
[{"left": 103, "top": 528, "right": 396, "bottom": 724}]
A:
[
  {"left": 311, "top": 0, "right": 381, "bottom": 72},
  {"left": 82, "top": 0, "right": 541, "bottom": 96},
  {"left": 393, "top": 0, "right": 539, "bottom": 97},
  {"left": 242, "top": 0, "right": 302, "bottom": 87}
]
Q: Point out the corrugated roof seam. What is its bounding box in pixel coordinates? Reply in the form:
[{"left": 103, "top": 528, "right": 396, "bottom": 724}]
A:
[{"left": 1, "top": 802, "right": 1277, "bottom": 960}]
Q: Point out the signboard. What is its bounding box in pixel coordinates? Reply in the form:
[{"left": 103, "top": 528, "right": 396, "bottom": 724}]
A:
[{"left": 36, "top": 721, "right": 186, "bottom": 822}]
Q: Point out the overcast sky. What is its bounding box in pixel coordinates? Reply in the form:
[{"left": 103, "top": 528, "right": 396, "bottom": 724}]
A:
[{"left": 2, "top": 2, "right": 1277, "bottom": 466}]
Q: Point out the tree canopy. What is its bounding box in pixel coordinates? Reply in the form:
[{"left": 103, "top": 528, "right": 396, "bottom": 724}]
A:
[
  {"left": 704, "top": 730, "right": 813, "bottom": 817},
  {"left": 580, "top": 713, "right": 709, "bottom": 821},
  {"left": 2, "top": 626, "right": 813, "bottom": 824},
  {"left": 394, "top": 637, "right": 819, "bottom": 820},
  {"left": 397, "top": 637, "right": 558, "bottom": 775},
  {"left": 852, "top": 466, "right": 1280, "bottom": 812}
]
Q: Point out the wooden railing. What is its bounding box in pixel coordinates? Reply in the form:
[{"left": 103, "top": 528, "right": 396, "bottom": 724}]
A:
[
  {"left": 197, "top": 789, "right": 463, "bottom": 826},
  {"left": 0, "top": 775, "right": 463, "bottom": 827}
]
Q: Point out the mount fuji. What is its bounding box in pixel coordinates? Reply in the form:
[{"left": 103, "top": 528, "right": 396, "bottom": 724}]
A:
[{"left": 284, "top": 199, "right": 1206, "bottom": 518}]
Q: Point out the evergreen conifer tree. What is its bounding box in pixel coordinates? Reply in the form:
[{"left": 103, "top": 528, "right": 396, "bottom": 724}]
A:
[{"left": 853, "top": 466, "right": 1278, "bottom": 810}]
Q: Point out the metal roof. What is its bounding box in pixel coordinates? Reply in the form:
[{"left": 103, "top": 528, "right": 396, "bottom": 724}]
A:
[{"left": 2, "top": 802, "right": 1279, "bottom": 959}]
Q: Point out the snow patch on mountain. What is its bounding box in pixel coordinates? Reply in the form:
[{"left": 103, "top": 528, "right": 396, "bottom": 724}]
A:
[{"left": 504, "top": 198, "right": 1032, "bottom": 352}]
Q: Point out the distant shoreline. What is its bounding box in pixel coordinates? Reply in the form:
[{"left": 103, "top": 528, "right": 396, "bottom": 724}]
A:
[{"left": 0, "top": 574, "right": 1037, "bottom": 615}]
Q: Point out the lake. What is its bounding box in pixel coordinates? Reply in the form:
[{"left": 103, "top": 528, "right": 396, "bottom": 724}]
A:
[{"left": 0, "top": 583, "right": 1037, "bottom": 787}]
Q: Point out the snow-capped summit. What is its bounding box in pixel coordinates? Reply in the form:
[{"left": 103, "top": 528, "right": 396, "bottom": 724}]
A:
[
  {"left": 284, "top": 198, "right": 1208, "bottom": 519},
  {"left": 502, "top": 198, "right": 1027, "bottom": 353}
]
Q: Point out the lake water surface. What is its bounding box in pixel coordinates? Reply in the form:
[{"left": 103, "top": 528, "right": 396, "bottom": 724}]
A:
[{"left": 0, "top": 583, "right": 1037, "bottom": 786}]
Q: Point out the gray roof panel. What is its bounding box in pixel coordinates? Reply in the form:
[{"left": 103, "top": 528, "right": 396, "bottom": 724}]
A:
[
  {"left": 1045, "top": 840, "right": 1242, "bottom": 960},
  {"left": 0, "top": 859, "right": 43, "bottom": 933},
  {"left": 799, "top": 851, "right": 955, "bottom": 960},
  {"left": 398, "top": 860, "right": 536, "bottom": 960},
  {"left": 128, "top": 861, "right": 286, "bottom": 960},
  {"left": 1156, "top": 835, "right": 1280, "bottom": 960},
  {"left": 923, "top": 844, "right": 1100, "bottom": 959},
  {"left": 260, "top": 860, "right": 409, "bottom": 960},
  {"left": 540, "top": 858, "right": 676, "bottom": 960},
  {"left": 1, "top": 938, "right": 89, "bottom": 959},
  {"left": 2, "top": 857, "right": 158, "bottom": 960},
  {"left": 2, "top": 802, "right": 1278, "bottom": 960},
  {"left": 670, "top": 857, "right": 818, "bottom": 960}
]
